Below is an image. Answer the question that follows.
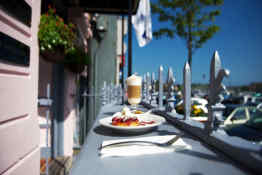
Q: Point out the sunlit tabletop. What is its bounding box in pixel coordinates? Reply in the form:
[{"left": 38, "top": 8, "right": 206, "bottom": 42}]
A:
[{"left": 70, "top": 104, "right": 248, "bottom": 175}]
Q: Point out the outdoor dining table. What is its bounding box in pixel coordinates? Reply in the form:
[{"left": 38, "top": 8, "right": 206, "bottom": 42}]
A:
[{"left": 70, "top": 103, "right": 251, "bottom": 175}]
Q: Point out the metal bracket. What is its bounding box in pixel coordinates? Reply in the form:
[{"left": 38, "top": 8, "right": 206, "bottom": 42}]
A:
[{"left": 38, "top": 98, "right": 53, "bottom": 107}]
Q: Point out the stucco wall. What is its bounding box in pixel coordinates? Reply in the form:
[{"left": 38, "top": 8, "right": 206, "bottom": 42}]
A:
[
  {"left": 63, "top": 70, "right": 77, "bottom": 156},
  {"left": 38, "top": 56, "right": 53, "bottom": 148}
]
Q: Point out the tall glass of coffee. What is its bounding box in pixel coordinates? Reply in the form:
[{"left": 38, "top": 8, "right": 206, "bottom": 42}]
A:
[{"left": 126, "top": 74, "right": 142, "bottom": 109}]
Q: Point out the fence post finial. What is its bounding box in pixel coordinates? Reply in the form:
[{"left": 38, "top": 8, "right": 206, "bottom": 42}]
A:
[
  {"left": 206, "top": 51, "right": 230, "bottom": 133},
  {"left": 183, "top": 62, "right": 191, "bottom": 120},
  {"left": 158, "top": 65, "right": 164, "bottom": 109},
  {"left": 166, "top": 67, "right": 175, "bottom": 112},
  {"left": 151, "top": 72, "right": 157, "bottom": 104},
  {"left": 146, "top": 72, "right": 151, "bottom": 103}
]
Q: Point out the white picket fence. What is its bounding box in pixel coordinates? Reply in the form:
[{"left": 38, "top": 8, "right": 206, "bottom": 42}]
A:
[{"left": 100, "top": 50, "right": 230, "bottom": 134}]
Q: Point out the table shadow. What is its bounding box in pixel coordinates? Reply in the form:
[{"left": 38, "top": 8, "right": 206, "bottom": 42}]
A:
[
  {"left": 103, "top": 108, "right": 150, "bottom": 116},
  {"left": 93, "top": 125, "right": 155, "bottom": 137},
  {"left": 156, "top": 129, "right": 199, "bottom": 141},
  {"left": 176, "top": 149, "right": 229, "bottom": 164},
  {"left": 103, "top": 112, "right": 116, "bottom": 116}
]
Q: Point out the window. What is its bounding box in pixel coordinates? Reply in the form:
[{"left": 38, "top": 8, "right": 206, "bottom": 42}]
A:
[
  {"left": 232, "top": 108, "right": 247, "bottom": 121},
  {"left": 247, "top": 108, "right": 262, "bottom": 129},
  {"left": 0, "top": 32, "right": 30, "bottom": 67},
  {"left": 0, "top": 0, "right": 31, "bottom": 27}
]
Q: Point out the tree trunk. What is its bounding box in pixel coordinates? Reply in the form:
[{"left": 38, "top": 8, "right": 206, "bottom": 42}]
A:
[
  {"left": 188, "top": 25, "right": 193, "bottom": 69},
  {"left": 188, "top": 41, "right": 192, "bottom": 68}
]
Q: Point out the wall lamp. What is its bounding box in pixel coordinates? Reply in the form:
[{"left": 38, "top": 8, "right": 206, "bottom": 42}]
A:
[{"left": 90, "top": 14, "right": 107, "bottom": 42}]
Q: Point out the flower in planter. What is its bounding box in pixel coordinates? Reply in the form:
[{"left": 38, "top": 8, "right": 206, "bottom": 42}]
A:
[{"left": 38, "top": 5, "right": 76, "bottom": 54}]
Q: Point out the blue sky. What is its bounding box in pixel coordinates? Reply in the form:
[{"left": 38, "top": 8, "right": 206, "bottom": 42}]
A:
[{"left": 126, "top": 0, "right": 262, "bottom": 86}]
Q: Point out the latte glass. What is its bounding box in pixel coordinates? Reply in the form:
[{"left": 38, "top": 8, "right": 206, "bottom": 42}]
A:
[{"left": 126, "top": 74, "right": 142, "bottom": 108}]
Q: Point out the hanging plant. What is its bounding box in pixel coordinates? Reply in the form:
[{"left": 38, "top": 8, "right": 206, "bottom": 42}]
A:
[
  {"left": 64, "top": 47, "right": 90, "bottom": 74},
  {"left": 38, "top": 5, "right": 76, "bottom": 63}
]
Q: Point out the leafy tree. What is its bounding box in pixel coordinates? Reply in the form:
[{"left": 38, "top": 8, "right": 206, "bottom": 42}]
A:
[{"left": 151, "top": 0, "right": 223, "bottom": 68}]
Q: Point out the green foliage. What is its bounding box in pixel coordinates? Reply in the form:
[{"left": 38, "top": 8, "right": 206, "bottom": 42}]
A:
[
  {"left": 192, "top": 83, "right": 209, "bottom": 90},
  {"left": 151, "top": 0, "right": 223, "bottom": 65},
  {"left": 65, "top": 47, "right": 90, "bottom": 65},
  {"left": 38, "top": 6, "right": 76, "bottom": 54}
]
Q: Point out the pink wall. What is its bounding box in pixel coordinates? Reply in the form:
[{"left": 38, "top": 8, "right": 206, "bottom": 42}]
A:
[
  {"left": 37, "top": 5, "right": 93, "bottom": 159},
  {"left": 0, "top": 0, "right": 41, "bottom": 174}
]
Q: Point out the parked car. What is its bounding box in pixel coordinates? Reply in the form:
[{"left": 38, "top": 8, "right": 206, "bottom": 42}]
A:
[
  {"left": 222, "top": 107, "right": 262, "bottom": 142},
  {"left": 257, "top": 103, "right": 262, "bottom": 109},
  {"left": 254, "top": 96, "right": 262, "bottom": 104},
  {"left": 222, "top": 101, "right": 258, "bottom": 121},
  {"left": 222, "top": 96, "right": 245, "bottom": 105},
  {"left": 222, "top": 106, "right": 252, "bottom": 127}
]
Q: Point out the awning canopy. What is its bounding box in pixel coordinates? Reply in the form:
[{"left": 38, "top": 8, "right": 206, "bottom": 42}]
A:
[{"left": 65, "top": 0, "right": 140, "bottom": 15}]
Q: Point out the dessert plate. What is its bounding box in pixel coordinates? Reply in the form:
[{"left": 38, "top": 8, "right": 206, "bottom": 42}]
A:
[{"left": 99, "top": 114, "right": 166, "bottom": 133}]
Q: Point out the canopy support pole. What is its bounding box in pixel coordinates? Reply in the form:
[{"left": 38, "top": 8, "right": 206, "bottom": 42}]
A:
[{"left": 128, "top": 0, "right": 132, "bottom": 76}]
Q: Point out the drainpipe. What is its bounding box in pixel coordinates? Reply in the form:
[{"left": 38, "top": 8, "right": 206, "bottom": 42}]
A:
[
  {"left": 121, "top": 15, "right": 125, "bottom": 104},
  {"left": 51, "top": 64, "right": 65, "bottom": 157}
]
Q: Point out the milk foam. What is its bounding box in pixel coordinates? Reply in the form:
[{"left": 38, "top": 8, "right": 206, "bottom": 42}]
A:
[{"left": 126, "top": 74, "right": 142, "bottom": 86}]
